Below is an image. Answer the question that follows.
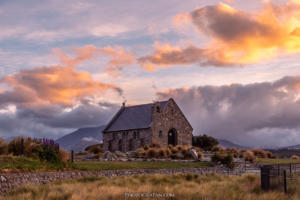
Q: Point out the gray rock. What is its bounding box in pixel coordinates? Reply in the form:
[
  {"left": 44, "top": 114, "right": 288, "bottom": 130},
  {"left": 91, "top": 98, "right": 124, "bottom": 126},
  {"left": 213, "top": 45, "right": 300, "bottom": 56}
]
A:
[
  {"left": 0, "top": 176, "right": 6, "bottom": 182},
  {"left": 189, "top": 148, "right": 198, "bottom": 160},
  {"left": 102, "top": 151, "right": 118, "bottom": 161},
  {"left": 115, "top": 151, "right": 127, "bottom": 158}
]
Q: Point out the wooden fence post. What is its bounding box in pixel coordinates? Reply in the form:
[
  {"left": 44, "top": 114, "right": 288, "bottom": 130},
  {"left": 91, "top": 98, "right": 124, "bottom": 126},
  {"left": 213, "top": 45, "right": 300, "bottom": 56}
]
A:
[
  {"left": 283, "top": 170, "right": 287, "bottom": 194},
  {"left": 71, "top": 150, "right": 74, "bottom": 163},
  {"left": 21, "top": 138, "right": 24, "bottom": 155},
  {"left": 261, "top": 165, "right": 270, "bottom": 191}
]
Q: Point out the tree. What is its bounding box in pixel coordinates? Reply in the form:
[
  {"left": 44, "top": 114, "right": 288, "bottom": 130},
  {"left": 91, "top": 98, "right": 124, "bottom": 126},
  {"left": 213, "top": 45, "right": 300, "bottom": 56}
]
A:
[{"left": 192, "top": 134, "right": 219, "bottom": 151}]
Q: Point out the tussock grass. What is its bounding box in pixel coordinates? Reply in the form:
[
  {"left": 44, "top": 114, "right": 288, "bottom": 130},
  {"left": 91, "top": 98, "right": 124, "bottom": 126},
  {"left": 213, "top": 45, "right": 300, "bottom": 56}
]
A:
[
  {"left": 257, "top": 158, "right": 300, "bottom": 164},
  {"left": 72, "top": 161, "right": 213, "bottom": 171},
  {"left": 2, "top": 173, "right": 300, "bottom": 200}
]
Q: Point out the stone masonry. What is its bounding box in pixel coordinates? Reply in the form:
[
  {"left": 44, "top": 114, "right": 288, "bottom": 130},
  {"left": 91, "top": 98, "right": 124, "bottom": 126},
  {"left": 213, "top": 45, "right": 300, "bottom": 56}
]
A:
[{"left": 103, "top": 98, "right": 193, "bottom": 152}]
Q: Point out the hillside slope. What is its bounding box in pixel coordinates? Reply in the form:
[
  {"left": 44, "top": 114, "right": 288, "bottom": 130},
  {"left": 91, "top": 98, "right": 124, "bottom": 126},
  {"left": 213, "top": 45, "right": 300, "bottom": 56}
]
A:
[{"left": 56, "top": 125, "right": 105, "bottom": 152}]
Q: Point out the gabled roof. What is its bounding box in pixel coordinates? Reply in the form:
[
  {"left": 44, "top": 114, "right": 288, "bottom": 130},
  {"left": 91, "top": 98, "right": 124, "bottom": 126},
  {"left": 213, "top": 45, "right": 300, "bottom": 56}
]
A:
[{"left": 103, "top": 100, "right": 169, "bottom": 132}]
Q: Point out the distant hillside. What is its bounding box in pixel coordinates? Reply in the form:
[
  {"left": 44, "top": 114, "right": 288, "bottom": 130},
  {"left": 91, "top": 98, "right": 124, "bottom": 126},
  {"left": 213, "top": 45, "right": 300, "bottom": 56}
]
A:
[
  {"left": 218, "top": 139, "right": 250, "bottom": 149},
  {"left": 281, "top": 144, "right": 300, "bottom": 150},
  {"left": 56, "top": 125, "right": 105, "bottom": 152}
]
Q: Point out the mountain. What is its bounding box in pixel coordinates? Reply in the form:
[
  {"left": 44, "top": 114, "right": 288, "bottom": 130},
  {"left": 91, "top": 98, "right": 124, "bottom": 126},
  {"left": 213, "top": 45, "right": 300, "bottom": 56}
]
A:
[
  {"left": 218, "top": 139, "right": 250, "bottom": 149},
  {"left": 278, "top": 144, "right": 300, "bottom": 150},
  {"left": 56, "top": 125, "right": 105, "bottom": 152}
]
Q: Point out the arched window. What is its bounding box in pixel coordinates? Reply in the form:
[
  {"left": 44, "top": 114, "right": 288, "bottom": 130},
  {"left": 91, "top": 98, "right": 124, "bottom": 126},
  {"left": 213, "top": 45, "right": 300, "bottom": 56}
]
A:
[
  {"left": 159, "top": 130, "right": 163, "bottom": 138},
  {"left": 156, "top": 106, "right": 160, "bottom": 113}
]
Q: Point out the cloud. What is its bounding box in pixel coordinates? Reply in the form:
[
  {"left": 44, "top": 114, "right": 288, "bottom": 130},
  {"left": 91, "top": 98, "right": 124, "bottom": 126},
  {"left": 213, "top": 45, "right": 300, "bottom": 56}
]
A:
[
  {"left": 53, "top": 45, "right": 135, "bottom": 76},
  {"left": 0, "top": 46, "right": 125, "bottom": 139},
  {"left": 100, "top": 46, "right": 135, "bottom": 76},
  {"left": 157, "top": 75, "right": 300, "bottom": 147},
  {"left": 0, "top": 65, "right": 122, "bottom": 107},
  {"left": 53, "top": 45, "right": 99, "bottom": 67},
  {"left": 140, "top": 1, "right": 300, "bottom": 70}
]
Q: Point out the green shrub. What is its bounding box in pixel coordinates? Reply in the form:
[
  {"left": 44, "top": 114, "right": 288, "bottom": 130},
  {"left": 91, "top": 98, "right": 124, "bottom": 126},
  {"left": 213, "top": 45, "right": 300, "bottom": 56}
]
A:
[
  {"left": 38, "top": 146, "right": 60, "bottom": 163},
  {"left": 85, "top": 144, "right": 102, "bottom": 154},
  {"left": 212, "top": 153, "right": 235, "bottom": 169},
  {"left": 8, "top": 137, "right": 41, "bottom": 158},
  {"left": 192, "top": 134, "right": 218, "bottom": 151}
]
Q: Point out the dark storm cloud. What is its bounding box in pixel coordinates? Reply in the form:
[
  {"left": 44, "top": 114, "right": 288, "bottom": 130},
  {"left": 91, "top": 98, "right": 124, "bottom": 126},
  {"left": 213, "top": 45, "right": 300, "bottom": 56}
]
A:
[
  {"left": 157, "top": 76, "right": 300, "bottom": 147},
  {"left": 190, "top": 4, "right": 272, "bottom": 42},
  {"left": 0, "top": 101, "right": 120, "bottom": 139}
]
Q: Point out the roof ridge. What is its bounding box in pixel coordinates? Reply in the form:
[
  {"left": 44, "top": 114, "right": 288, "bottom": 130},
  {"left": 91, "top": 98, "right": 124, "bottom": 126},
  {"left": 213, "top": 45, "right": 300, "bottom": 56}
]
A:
[{"left": 125, "top": 100, "right": 168, "bottom": 108}]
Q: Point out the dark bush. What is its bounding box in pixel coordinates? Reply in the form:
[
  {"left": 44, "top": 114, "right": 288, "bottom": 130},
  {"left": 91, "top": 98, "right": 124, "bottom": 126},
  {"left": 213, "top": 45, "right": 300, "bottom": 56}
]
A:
[
  {"left": 212, "top": 153, "right": 235, "bottom": 169},
  {"left": 192, "top": 134, "right": 219, "bottom": 151},
  {"left": 0, "top": 137, "right": 8, "bottom": 155},
  {"left": 85, "top": 144, "right": 103, "bottom": 154},
  {"left": 8, "top": 137, "right": 65, "bottom": 164}
]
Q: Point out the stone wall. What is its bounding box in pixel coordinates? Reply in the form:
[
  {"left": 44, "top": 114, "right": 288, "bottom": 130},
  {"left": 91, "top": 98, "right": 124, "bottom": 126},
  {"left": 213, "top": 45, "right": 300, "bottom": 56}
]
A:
[
  {"left": 103, "top": 129, "right": 152, "bottom": 152},
  {"left": 151, "top": 99, "right": 193, "bottom": 147},
  {"left": 0, "top": 167, "right": 239, "bottom": 194}
]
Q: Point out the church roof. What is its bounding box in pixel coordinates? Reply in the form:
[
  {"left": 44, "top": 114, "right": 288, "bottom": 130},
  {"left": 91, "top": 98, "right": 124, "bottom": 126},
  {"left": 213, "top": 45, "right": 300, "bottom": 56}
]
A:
[{"left": 103, "top": 100, "right": 169, "bottom": 132}]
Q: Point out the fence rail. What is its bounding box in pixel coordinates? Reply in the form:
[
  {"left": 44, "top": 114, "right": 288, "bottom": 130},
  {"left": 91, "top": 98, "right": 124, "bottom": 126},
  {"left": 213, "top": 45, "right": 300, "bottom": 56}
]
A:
[{"left": 261, "top": 163, "right": 300, "bottom": 193}]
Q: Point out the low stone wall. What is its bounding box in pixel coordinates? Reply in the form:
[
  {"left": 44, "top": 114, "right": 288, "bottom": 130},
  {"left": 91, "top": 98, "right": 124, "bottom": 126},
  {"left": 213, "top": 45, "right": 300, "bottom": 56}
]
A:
[{"left": 0, "top": 167, "right": 237, "bottom": 194}]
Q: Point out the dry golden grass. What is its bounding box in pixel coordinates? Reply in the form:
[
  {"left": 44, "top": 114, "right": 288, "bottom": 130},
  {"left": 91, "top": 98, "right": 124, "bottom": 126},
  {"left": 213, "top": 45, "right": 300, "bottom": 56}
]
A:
[
  {"left": 2, "top": 173, "right": 300, "bottom": 200},
  {"left": 0, "top": 137, "right": 8, "bottom": 155}
]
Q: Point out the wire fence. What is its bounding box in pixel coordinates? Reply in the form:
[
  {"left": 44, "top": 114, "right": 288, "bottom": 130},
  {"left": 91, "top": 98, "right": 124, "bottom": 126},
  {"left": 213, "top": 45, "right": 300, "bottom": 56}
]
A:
[{"left": 261, "top": 163, "right": 300, "bottom": 193}]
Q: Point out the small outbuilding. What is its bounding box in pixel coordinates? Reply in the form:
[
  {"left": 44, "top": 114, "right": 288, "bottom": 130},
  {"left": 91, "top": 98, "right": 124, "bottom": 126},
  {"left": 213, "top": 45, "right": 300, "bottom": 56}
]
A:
[{"left": 102, "top": 98, "right": 193, "bottom": 152}]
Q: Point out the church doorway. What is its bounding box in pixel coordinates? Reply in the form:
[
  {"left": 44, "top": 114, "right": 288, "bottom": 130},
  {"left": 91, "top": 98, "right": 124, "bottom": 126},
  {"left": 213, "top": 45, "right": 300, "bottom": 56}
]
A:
[{"left": 168, "top": 128, "right": 177, "bottom": 146}]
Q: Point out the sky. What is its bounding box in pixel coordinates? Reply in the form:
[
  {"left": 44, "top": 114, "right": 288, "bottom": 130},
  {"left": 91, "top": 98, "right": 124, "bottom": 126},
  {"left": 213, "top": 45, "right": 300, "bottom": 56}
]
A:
[{"left": 0, "top": 0, "right": 300, "bottom": 147}]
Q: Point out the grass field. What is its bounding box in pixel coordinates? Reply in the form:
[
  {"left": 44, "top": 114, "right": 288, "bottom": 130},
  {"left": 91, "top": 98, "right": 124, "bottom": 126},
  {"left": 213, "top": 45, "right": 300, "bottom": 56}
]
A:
[
  {"left": 0, "top": 156, "right": 67, "bottom": 171},
  {"left": 0, "top": 156, "right": 213, "bottom": 171},
  {"left": 71, "top": 161, "right": 213, "bottom": 170},
  {"left": 2, "top": 173, "right": 300, "bottom": 200},
  {"left": 257, "top": 158, "right": 300, "bottom": 165}
]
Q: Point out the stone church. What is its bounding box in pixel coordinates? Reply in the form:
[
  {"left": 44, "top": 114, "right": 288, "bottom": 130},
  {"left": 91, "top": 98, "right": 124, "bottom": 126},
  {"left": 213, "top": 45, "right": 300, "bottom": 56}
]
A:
[{"left": 102, "top": 98, "right": 193, "bottom": 152}]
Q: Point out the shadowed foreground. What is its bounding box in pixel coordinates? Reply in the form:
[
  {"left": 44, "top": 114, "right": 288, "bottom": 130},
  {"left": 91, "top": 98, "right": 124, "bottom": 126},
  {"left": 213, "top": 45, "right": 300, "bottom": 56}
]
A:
[{"left": 1, "top": 173, "right": 300, "bottom": 200}]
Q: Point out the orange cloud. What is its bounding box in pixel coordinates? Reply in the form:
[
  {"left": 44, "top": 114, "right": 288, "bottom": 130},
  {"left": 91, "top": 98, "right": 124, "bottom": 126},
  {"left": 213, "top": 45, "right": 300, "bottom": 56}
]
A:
[
  {"left": 53, "top": 45, "right": 135, "bottom": 76},
  {"left": 0, "top": 65, "right": 122, "bottom": 106},
  {"left": 100, "top": 46, "right": 135, "bottom": 76},
  {"left": 53, "top": 45, "right": 98, "bottom": 67},
  {"left": 140, "top": 1, "right": 300, "bottom": 70}
]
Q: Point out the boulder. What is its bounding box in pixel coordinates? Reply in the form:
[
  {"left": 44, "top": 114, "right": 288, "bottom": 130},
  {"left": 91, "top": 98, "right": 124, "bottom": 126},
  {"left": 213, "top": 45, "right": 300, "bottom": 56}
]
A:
[
  {"left": 102, "top": 151, "right": 118, "bottom": 161},
  {"left": 115, "top": 151, "right": 127, "bottom": 158},
  {"left": 0, "top": 176, "right": 7, "bottom": 182},
  {"left": 189, "top": 148, "right": 198, "bottom": 160}
]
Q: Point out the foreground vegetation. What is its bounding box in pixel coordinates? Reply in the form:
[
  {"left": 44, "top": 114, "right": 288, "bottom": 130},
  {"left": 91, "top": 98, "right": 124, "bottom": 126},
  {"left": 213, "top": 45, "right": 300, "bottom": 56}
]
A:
[
  {"left": 0, "top": 155, "right": 212, "bottom": 171},
  {"left": 0, "top": 156, "right": 68, "bottom": 171},
  {"left": 2, "top": 173, "right": 300, "bottom": 200},
  {"left": 257, "top": 158, "right": 300, "bottom": 165},
  {"left": 72, "top": 161, "right": 213, "bottom": 171}
]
